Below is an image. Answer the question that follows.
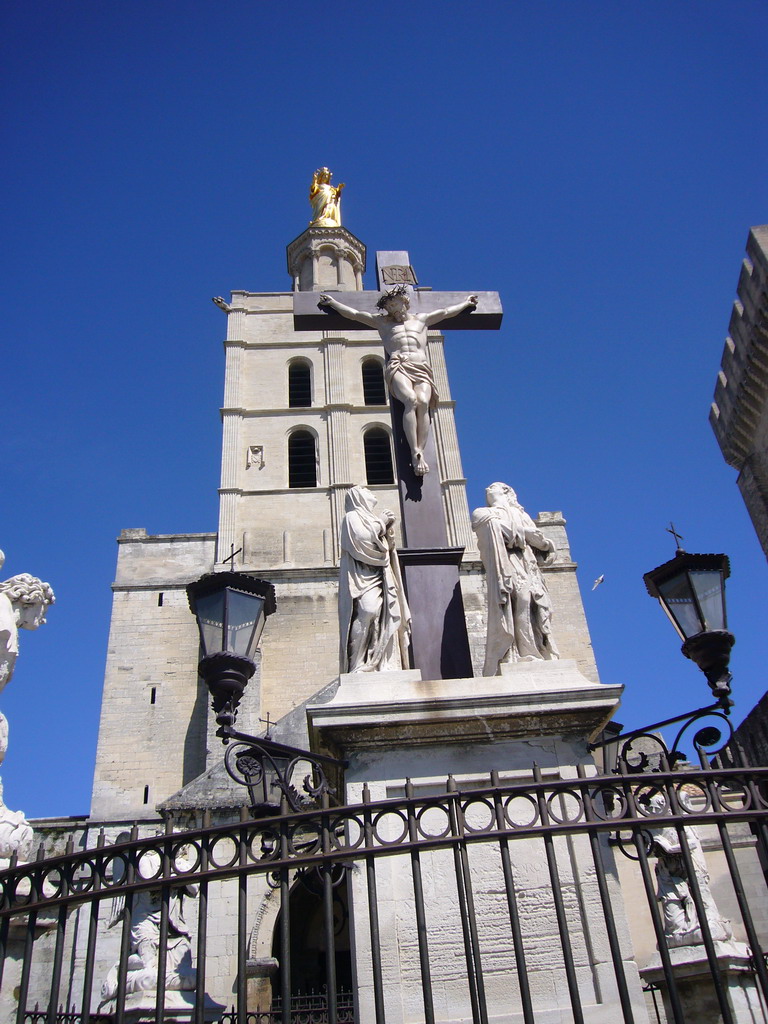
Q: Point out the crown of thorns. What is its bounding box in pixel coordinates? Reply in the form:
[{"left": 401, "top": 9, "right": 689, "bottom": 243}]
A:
[{"left": 376, "top": 284, "right": 410, "bottom": 310}]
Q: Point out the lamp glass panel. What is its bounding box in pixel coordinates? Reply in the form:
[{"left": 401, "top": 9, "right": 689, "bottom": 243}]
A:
[
  {"left": 194, "top": 590, "right": 226, "bottom": 656},
  {"left": 225, "top": 589, "right": 266, "bottom": 658},
  {"left": 267, "top": 754, "right": 294, "bottom": 804},
  {"left": 657, "top": 574, "right": 702, "bottom": 639},
  {"left": 690, "top": 570, "right": 727, "bottom": 631}
]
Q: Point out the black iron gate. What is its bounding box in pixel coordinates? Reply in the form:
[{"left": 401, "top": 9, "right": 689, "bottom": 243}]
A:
[{"left": 2, "top": 761, "right": 768, "bottom": 1024}]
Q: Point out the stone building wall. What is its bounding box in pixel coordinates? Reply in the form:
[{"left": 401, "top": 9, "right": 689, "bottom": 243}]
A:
[
  {"left": 90, "top": 532, "right": 215, "bottom": 819},
  {"left": 216, "top": 292, "right": 473, "bottom": 568},
  {"left": 710, "top": 225, "right": 768, "bottom": 558}
]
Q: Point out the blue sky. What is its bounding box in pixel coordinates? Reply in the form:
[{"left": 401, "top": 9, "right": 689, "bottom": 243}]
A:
[{"left": 2, "top": 1, "right": 767, "bottom": 818}]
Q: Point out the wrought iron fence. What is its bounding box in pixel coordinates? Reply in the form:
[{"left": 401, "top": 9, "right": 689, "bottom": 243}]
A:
[
  {"left": 218, "top": 990, "right": 356, "bottom": 1024},
  {"left": 2, "top": 760, "right": 768, "bottom": 1024}
]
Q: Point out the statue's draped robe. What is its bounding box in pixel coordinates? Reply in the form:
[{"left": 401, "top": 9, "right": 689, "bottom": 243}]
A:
[
  {"left": 384, "top": 352, "right": 440, "bottom": 411},
  {"left": 472, "top": 502, "right": 559, "bottom": 675},
  {"left": 339, "top": 491, "right": 410, "bottom": 673},
  {"left": 100, "top": 851, "right": 197, "bottom": 1005},
  {"left": 310, "top": 183, "right": 341, "bottom": 227}
]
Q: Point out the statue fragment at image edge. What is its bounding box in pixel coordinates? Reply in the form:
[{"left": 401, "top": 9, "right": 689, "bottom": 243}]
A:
[{"left": 0, "top": 563, "right": 55, "bottom": 862}]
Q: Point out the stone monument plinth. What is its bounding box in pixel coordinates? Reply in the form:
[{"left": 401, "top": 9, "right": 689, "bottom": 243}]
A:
[
  {"left": 98, "top": 990, "right": 224, "bottom": 1024},
  {"left": 308, "top": 662, "right": 650, "bottom": 1024},
  {"left": 640, "top": 941, "right": 766, "bottom": 1024}
]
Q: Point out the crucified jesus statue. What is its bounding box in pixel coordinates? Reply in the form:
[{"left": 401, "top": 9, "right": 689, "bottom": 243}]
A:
[{"left": 319, "top": 285, "right": 478, "bottom": 475}]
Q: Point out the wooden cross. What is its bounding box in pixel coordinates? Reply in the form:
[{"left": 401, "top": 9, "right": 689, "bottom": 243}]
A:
[
  {"left": 294, "top": 249, "right": 501, "bottom": 331},
  {"left": 294, "top": 251, "right": 503, "bottom": 680},
  {"left": 294, "top": 250, "right": 502, "bottom": 545}
]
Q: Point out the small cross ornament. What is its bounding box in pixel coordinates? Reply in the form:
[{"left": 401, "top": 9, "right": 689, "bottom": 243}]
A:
[{"left": 223, "top": 544, "right": 242, "bottom": 570}]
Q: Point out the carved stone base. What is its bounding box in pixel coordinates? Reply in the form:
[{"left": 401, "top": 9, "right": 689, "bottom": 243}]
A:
[
  {"left": 99, "top": 991, "right": 225, "bottom": 1023},
  {"left": 246, "top": 957, "right": 280, "bottom": 1013},
  {"left": 307, "top": 661, "right": 645, "bottom": 1024},
  {"left": 308, "top": 660, "right": 621, "bottom": 755},
  {"left": 641, "top": 942, "right": 766, "bottom": 1024}
]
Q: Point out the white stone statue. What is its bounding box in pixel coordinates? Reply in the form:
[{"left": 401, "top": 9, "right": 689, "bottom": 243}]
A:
[
  {"left": 319, "top": 285, "right": 477, "bottom": 475},
  {"left": 648, "top": 791, "right": 733, "bottom": 948},
  {"left": 309, "top": 167, "right": 345, "bottom": 227},
  {"left": 0, "top": 778, "right": 34, "bottom": 862},
  {"left": 0, "top": 572, "right": 56, "bottom": 697},
  {"left": 100, "top": 847, "right": 198, "bottom": 1009},
  {"left": 471, "top": 483, "right": 559, "bottom": 675},
  {"left": 0, "top": 570, "right": 54, "bottom": 863},
  {"left": 339, "top": 486, "right": 411, "bottom": 673}
]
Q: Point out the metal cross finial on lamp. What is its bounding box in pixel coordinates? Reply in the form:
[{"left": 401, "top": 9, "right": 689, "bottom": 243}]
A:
[{"left": 643, "top": 534, "right": 734, "bottom": 706}]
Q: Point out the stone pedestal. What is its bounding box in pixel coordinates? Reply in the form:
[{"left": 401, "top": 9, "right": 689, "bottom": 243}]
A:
[
  {"left": 246, "top": 956, "right": 280, "bottom": 1014},
  {"left": 99, "top": 990, "right": 224, "bottom": 1024},
  {"left": 309, "top": 661, "right": 622, "bottom": 760},
  {"left": 308, "top": 661, "right": 650, "bottom": 1024},
  {"left": 641, "top": 942, "right": 767, "bottom": 1024}
]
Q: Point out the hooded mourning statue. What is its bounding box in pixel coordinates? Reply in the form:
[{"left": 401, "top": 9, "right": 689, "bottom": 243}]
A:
[
  {"left": 472, "top": 483, "right": 559, "bottom": 675},
  {"left": 338, "top": 486, "right": 411, "bottom": 674}
]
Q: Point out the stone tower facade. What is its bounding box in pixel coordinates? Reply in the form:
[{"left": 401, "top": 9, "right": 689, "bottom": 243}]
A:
[{"left": 90, "top": 222, "right": 598, "bottom": 821}]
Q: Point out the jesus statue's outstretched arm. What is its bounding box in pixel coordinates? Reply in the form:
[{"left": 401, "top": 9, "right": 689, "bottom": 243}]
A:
[
  {"left": 422, "top": 295, "right": 479, "bottom": 327},
  {"left": 318, "top": 293, "right": 378, "bottom": 329}
]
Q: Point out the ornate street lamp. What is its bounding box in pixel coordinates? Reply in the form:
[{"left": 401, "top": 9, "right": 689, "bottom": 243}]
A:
[
  {"left": 186, "top": 570, "right": 344, "bottom": 815},
  {"left": 643, "top": 548, "right": 734, "bottom": 704},
  {"left": 590, "top": 537, "right": 737, "bottom": 773},
  {"left": 186, "top": 571, "right": 276, "bottom": 732}
]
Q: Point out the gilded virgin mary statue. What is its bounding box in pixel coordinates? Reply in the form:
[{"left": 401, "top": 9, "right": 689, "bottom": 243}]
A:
[{"left": 309, "top": 167, "right": 345, "bottom": 227}]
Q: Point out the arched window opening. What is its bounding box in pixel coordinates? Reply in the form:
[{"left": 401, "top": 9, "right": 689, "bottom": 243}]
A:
[
  {"left": 364, "top": 428, "right": 394, "bottom": 485},
  {"left": 362, "top": 359, "right": 387, "bottom": 406},
  {"left": 289, "top": 430, "right": 317, "bottom": 488},
  {"left": 289, "top": 361, "right": 312, "bottom": 408}
]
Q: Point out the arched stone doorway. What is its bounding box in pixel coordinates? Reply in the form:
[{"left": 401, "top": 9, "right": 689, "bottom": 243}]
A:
[{"left": 271, "top": 868, "right": 352, "bottom": 1007}]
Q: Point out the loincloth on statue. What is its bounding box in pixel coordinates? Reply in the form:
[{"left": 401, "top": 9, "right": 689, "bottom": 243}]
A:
[{"left": 385, "top": 352, "right": 439, "bottom": 410}]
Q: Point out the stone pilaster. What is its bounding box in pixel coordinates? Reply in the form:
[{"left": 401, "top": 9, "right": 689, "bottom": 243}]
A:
[
  {"left": 426, "top": 332, "right": 451, "bottom": 400},
  {"left": 323, "top": 337, "right": 347, "bottom": 405}
]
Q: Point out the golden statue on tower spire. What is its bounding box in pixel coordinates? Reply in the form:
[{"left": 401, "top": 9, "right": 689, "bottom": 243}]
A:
[{"left": 309, "top": 167, "right": 345, "bottom": 227}]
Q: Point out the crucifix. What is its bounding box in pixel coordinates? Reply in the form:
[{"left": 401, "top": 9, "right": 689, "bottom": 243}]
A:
[{"left": 294, "top": 250, "right": 503, "bottom": 680}]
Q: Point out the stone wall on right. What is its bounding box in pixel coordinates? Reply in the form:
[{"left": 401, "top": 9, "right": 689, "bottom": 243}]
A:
[{"left": 710, "top": 225, "right": 768, "bottom": 558}]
